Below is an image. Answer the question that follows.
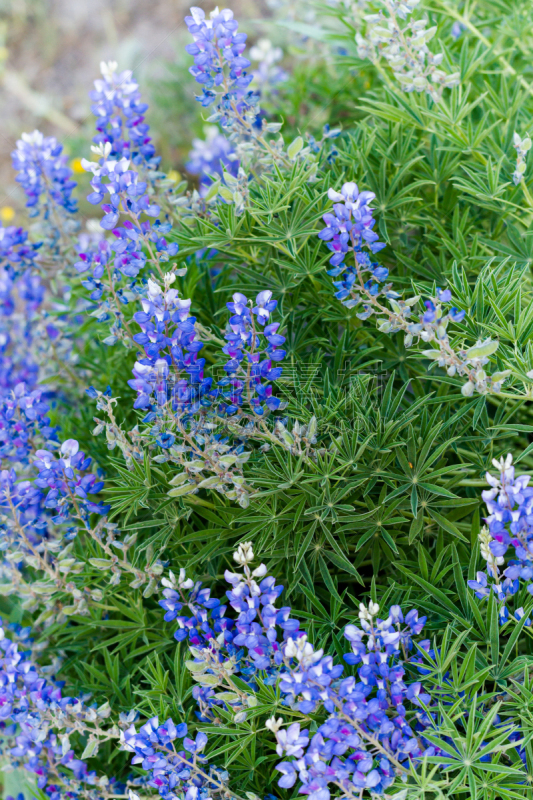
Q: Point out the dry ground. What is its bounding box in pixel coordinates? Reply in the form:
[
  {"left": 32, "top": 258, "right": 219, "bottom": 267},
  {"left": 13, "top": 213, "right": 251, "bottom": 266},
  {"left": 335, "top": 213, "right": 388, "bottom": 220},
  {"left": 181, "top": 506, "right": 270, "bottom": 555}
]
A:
[{"left": 0, "top": 0, "right": 270, "bottom": 213}]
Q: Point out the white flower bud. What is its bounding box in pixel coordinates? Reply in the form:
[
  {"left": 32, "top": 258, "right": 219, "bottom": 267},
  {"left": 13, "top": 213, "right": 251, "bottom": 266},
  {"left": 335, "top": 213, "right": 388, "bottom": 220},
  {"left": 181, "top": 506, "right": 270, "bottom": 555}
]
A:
[
  {"left": 100, "top": 60, "right": 118, "bottom": 78},
  {"left": 265, "top": 716, "right": 284, "bottom": 733},
  {"left": 233, "top": 541, "right": 255, "bottom": 566},
  {"left": 179, "top": 567, "right": 194, "bottom": 589},
  {"left": 359, "top": 601, "right": 379, "bottom": 620}
]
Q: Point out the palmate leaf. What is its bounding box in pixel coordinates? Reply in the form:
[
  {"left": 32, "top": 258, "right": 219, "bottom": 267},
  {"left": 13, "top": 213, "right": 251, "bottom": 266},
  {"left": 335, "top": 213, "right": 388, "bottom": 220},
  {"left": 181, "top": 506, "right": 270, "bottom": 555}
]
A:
[{"left": 103, "top": 454, "right": 166, "bottom": 521}]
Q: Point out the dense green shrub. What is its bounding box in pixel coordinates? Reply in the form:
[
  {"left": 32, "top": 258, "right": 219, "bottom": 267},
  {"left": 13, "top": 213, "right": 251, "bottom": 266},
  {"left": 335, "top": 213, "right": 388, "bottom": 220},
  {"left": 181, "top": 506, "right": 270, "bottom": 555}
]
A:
[{"left": 3, "top": 1, "right": 533, "bottom": 798}]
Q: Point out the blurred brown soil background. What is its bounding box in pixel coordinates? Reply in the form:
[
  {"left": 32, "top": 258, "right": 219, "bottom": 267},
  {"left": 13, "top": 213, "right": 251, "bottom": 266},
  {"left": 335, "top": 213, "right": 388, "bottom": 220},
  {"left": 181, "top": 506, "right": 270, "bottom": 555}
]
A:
[{"left": 0, "top": 0, "right": 270, "bottom": 216}]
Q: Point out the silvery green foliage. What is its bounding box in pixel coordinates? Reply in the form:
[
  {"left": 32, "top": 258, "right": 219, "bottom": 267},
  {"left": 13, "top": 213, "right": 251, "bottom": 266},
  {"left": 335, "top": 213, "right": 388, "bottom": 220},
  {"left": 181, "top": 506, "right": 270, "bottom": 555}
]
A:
[
  {"left": 327, "top": 0, "right": 460, "bottom": 100},
  {"left": 513, "top": 132, "right": 531, "bottom": 185},
  {"left": 3, "top": 0, "right": 533, "bottom": 799}
]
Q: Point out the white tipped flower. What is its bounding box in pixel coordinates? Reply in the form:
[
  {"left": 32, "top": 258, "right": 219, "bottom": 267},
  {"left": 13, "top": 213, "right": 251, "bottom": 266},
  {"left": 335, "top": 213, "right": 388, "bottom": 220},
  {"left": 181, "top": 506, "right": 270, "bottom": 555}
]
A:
[
  {"left": 161, "top": 568, "right": 193, "bottom": 590},
  {"left": 234, "top": 541, "right": 255, "bottom": 566},
  {"left": 492, "top": 453, "right": 513, "bottom": 472},
  {"left": 119, "top": 729, "right": 136, "bottom": 752},
  {"left": 265, "top": 715, "right": 284, "bottom": 733},
  {"left": 90, "top": 141, "right": 112, "bottom": 159},
  {"left": 284, "top": 634, "right": 323, "bottom": 665},
  {"left": 100, "top": 61, "right": 118, "bottom": 79},
  {"left": 358, "top": 601, "right": 379, "bottom": 621},
  {"left": 327, "top": 187, "right": 345, "bottom": 202},
  {"left": 179, "top": 567, "right": 194, "bottom": 590},
  {"left": 478, "top": 526, "right": 504, "bottom": 568},
  {"left": 161, "top": 570, "right": 176, "bottom": 589}
]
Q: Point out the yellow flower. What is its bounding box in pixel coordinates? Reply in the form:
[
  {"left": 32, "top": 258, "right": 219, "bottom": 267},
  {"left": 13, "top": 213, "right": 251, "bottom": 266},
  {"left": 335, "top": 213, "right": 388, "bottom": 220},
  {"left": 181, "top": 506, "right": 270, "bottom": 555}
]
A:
[
  {"left": 70, "top": 158, "right": 85, "bottom": 174},
  {"left": 167, "top": 169, "right": 181, "bottom": 183},
  {"left": 0, "top": 206, "right": 15, "bottom": 224}
]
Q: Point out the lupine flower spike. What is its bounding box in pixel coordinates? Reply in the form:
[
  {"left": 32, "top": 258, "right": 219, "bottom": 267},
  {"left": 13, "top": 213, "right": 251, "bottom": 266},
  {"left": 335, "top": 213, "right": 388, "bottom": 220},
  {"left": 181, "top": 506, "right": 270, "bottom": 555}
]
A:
[
  {"left": 320, "top": 181, "right": 511, "bottom": 396},
  {"left": 158, "top": 546, "right": 437, "bottom": 797},
  {"left": 469, "top": 453, "right": 533, "bottom": 626}
]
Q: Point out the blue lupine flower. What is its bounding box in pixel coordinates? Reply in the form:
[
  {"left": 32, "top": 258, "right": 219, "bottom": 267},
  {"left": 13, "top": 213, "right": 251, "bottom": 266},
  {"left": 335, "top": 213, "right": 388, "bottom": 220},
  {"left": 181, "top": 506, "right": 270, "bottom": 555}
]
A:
[
  {"left": 468, "top": 453, "right": 533, "bottom": 622},
  {"left": 32, "top": 438, "right": 109, "bottom": 518},
  {"left": 186, "top": 125, "right": 239, "bottom": 188},
  {"left": 319, "top": 181, "right": 387, "bottom": 311},
  {"left": 0, "top": 276, "right": 110, "bottom": 583},
  {"left": 514, "top": 607, "right": 531, "bottom": 625},
  {"left": 185, "top": 7, "right": 260, "bottom": 130},
  {"left": 0, "top": 624, "right": 127, "bottom": 797},
  {"left": 220, "top": 291, "right": 286, "bottom": 415},
  {"left": 158, "top": 551, "right": 443, "bottom": 796},
  {"left": 0, "top": 224, "right": 40, "bottom": 277},
  {"left": 469, "top": 571, "right": 490, "bottom": 598},
  {"left": 126, "top": 285, "right": 285, "bottom": 429},
  {"left": 90, "top": 61, "right": 160, "bottom": 167},
  {"left": 123, "top": 715, "right": 226, "bottom": 798},
  {"left": 186, "top": 7, "right": 253, "bottom": 98},
  {"left": 12, "top": 130, "right": 77, "bottom": 216},
  {"left": 80, "top": 61, "right": 177, "bottom": 349},
  {"left": 0, "top": 269, "right": 44, "bottom": 395},
  {"left": 319, "top": 182, "right": 508, "bottom": 394}
]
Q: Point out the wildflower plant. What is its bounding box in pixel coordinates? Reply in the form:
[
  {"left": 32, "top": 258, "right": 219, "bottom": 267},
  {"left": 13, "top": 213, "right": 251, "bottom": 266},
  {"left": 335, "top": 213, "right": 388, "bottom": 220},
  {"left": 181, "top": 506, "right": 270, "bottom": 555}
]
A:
[{"left": 3, "top": 1, "right": 533, "bottom": 799}]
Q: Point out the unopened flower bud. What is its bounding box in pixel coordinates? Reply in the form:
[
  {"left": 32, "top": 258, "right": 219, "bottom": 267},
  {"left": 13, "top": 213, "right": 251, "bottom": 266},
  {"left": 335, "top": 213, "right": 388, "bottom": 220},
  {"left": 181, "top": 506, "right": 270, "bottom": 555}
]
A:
[
  {"left": 265, "top": 716, "right": 284, "bottom": 733},
  {"left": 461, "top": 380, "right": 475, "bottom": 397},
  {"left": 234, "top": 541, "right": 255, "bottom": 566}
]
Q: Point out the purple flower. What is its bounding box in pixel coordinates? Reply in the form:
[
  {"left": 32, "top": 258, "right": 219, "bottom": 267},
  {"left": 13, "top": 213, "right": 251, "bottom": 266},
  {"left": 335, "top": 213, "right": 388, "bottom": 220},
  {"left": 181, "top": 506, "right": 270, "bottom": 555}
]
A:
[
  {"left": 0, "top": 225, "right": 40, "bottom": 277},
  {"left": 90, "top": 61, "right": 159, "bottom": 167},
  {"left": 468, "top": 571, "right": 490, "bottom": 599},
  {"left": 275, "top": 722, "right": 309, "bottom": 758},
  {"left": 470, "top": 453, "right": 533, "bottom": 622},
  {"left": 187, "top": 126, "right": 239, "bottom": 189},
  {"left": 319, "top": 181, "right": 387, "bottom": 310},
  {"left": 0, "top": 625, "right": 111, "bottom": 795},
  {"left": 219, "top": 290, "right": 286, "bottom": 416},
  {"left": 12, "top": 130, "right": 77, "bottom": 216},
  {"left": 185, "top": 7, "right": 260, "bottom": 130},
  {"left": 158, "top": 555, "right": 443, "bottom": 798}
]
